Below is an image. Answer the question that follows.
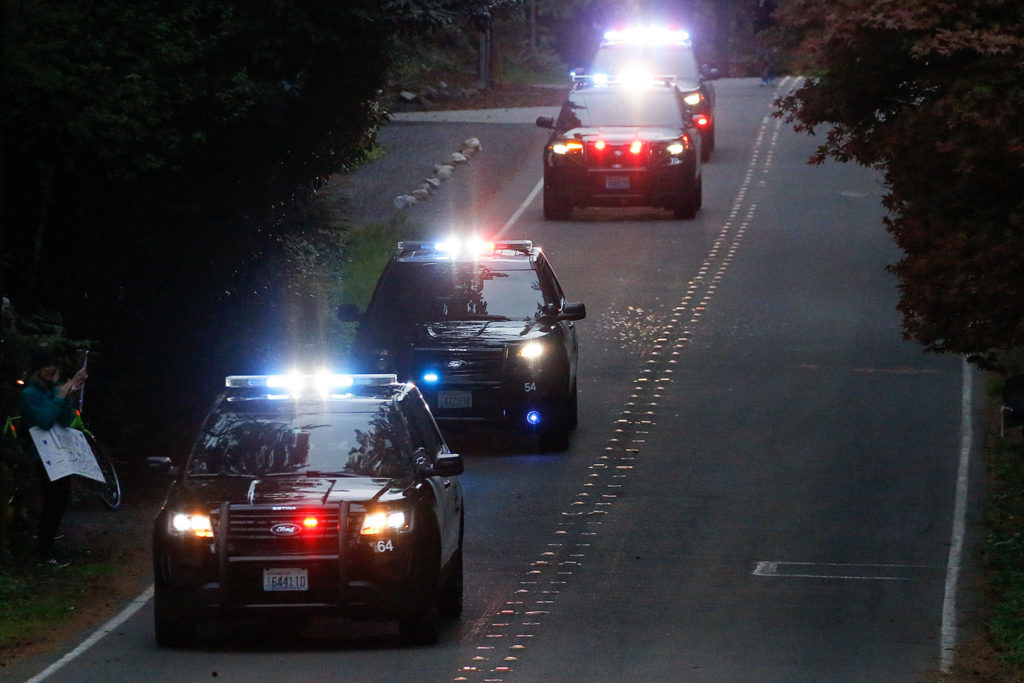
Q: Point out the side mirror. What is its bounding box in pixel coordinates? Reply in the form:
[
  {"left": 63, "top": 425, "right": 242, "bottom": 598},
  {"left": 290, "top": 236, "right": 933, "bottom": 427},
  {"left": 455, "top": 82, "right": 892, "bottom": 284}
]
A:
[
  {"left": 701, "top": 64, "right": 721, "bottom": 81},
  {"left": 413, "top": 447, "right": 464, "bottom": 477},
  {"left": 536, "top": 115, "right": 556, "bottom": 129},
  {"left": 337, "top": 303, "right": 362, "bottom": 322},
  {"left": 433, "top": 452, "right": 464, "bottom": 477},
  {"left": 146, "top": 456, "right": 180, "bottom": 478},
  {"left": 560, "top": 302, "right": 587, "bottom": 321}
]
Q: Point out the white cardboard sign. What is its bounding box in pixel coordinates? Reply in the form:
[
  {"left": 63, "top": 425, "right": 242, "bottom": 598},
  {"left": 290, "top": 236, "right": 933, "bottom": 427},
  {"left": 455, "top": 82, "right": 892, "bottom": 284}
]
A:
[{"left": 30, "top": 425, "right": 106, "bottom": 483}]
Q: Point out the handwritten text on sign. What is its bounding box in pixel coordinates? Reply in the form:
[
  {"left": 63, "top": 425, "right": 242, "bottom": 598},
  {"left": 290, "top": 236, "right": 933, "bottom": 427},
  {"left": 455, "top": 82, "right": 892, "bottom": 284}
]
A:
[{"left": 30, "top": 425, "right": 105, "bottom": 483}]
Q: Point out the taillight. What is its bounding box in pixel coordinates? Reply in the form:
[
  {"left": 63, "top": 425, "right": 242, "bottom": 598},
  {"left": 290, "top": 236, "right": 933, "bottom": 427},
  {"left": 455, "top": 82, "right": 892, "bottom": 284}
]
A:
[{"left": 693, "top": 114, "right": 710, "bottom": 128}]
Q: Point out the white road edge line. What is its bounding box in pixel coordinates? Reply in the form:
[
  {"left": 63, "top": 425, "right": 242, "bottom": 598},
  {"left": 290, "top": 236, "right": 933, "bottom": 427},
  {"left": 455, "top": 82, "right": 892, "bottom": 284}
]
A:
[
  {"left": 498, "top": 178, "right": 543, "bottom": 236},
  {"left": 25, "top": 585, "right": 154, "bottom": 683},
  {"left": 940, "top": 357, "right": 973, "bottom": 673}
]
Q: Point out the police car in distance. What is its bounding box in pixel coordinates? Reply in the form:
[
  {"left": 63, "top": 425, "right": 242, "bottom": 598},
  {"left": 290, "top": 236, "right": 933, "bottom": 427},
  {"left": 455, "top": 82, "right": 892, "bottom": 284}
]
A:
[
  {"left": 584, "top": 26, "right": 720, "bottom": 161},
  {"left": 338, "top": 238, "right": 585, "bottom": 452},
  {"left": 150, "top": 373, "right": 464, "bottom": 647},
  {"left": 536, "top": 75, "right": 702, "bottom": 220}
]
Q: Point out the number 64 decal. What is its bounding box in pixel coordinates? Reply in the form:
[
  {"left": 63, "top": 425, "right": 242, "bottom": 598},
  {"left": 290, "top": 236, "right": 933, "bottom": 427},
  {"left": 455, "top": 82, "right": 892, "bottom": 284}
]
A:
[{"left": 371, "top": 539, "right": 394, "bottom": 553}]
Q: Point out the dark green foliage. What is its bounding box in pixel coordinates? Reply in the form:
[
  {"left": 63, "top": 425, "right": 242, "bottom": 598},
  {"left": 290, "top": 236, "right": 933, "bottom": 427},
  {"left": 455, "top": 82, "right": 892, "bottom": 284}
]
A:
[{"left": 772, "top": 0, "right": 1024, "bottom": 363}]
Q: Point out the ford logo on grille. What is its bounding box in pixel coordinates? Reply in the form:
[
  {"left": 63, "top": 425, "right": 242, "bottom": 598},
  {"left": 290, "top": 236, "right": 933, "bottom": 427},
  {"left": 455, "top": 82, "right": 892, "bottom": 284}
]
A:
[
  {"left": 270, "top": 523, "right": 301, "bottom": 536},
  {"left": 447, "top": 360, "right": 466, "bottom": 369}
]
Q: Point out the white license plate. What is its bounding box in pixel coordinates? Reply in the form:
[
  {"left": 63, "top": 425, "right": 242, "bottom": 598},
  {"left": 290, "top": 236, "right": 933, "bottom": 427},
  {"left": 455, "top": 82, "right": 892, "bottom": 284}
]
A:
[
  {"left": 605, "top": 176, "right": 630, "bottom": 190},
  {"left": 438, "top": 390, "right": 472, "bottom": 409},
  {"left": 263, "top": 568, "right": 308, "bottom": 591}
]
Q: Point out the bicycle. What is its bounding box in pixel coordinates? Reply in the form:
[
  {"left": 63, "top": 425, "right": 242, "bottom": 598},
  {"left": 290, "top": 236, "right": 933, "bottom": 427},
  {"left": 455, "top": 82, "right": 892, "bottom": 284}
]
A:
[
  {"left": 72, "top": 350, "right": 121, "bottom": 510},
  {"left": 75, "top": 417, "right": 122, "bottom": 510}
]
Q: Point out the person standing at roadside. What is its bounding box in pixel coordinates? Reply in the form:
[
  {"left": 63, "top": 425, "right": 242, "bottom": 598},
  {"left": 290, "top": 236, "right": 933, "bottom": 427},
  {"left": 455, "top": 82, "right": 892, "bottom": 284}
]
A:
[{"left": 19, "top": 348, "right": 88, "bottom": 565}]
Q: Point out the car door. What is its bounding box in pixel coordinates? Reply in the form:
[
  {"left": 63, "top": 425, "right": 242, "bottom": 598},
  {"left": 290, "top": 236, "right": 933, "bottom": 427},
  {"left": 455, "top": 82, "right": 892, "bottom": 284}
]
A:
[
  {"left": 536, "top": 253, "right": 579, "bottom": 390},
  {"left": 402, "top": 393, "right": 462, "bottom": 563}
]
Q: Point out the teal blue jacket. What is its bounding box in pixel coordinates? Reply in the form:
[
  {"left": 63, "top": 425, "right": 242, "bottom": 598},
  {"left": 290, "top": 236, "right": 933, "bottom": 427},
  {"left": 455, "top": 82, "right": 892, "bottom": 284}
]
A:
[{"left": 19, "top": 380, "right": 76, "bottom": 430}]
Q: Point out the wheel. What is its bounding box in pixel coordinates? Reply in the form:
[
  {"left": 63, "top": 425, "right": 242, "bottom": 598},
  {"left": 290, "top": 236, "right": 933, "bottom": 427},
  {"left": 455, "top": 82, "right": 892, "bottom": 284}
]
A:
[
  {"left": 438, "top": 547, "right": 463, "bottom": 618},
  {"left": 564, "top": 383, "right": 578, "bottom": 431},
  {"left": 154, "top": 588, "right": 196, "bottom": 647},
  {"left": 399, "top": 589, "right": 440, "bottom": 645},
  {"left": 85, "top": 433, "right": 121, "bottom": 510},
  {"left": 543, "top": 189, "right": 572, "bottom": 221},
  {"left": 673, "top": 184, "right": 699, "bottom": 219},
  {"left": 701, "top": 124, "right": 715, "bottom": 161},
  {"left": 399, "top": 534, "right": 441, "bottom": 645}
]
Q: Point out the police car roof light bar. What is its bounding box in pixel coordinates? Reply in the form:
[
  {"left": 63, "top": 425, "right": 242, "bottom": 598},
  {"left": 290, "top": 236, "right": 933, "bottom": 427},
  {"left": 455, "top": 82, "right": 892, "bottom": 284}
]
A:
[
  {"left": 225, "top": 373, "right": 398, "bottom": 389},
  {"left": 396, "top": 239, "right": 533, "bottom": 256}
]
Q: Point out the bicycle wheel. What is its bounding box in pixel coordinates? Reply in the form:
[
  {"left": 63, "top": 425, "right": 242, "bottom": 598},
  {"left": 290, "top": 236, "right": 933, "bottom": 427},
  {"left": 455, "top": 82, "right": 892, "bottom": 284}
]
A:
[{"left": 85, "top": 433, "right": 122, "bottom": 510}]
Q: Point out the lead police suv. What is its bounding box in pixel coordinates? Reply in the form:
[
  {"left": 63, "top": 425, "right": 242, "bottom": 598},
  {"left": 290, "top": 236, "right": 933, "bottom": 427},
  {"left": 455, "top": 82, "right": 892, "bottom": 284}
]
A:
[
  {"left": 151, "top": 373, "right": 464, "bottom": 647},
  {"left": 339, "top": 239, "right": 586, "bottom": 452}
]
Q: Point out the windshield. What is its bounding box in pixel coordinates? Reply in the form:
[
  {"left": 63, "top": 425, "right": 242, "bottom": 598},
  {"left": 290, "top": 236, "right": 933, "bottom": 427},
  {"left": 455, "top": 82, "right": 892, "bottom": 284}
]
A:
[
  {"left": 186, "top": 400, "right": 413, "bottom": 479},
  {"left": 591, "top": 44, "right": 700, "bottom": 82},
  {"left": 559, "top": 90, "right": 683, "bottom": 129},
  {"left": 369, "top": 261, "right": 544, "bottom": 326}
]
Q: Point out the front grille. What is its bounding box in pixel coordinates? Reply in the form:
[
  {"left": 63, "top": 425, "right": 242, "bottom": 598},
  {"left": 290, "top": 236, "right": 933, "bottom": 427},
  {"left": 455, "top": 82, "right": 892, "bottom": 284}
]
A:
[
  {"left": 212, "top": 505, "right": 358, "bottom": 558},
  {"left": 585, "top": 142, "right": 649, "bottom": 170},
  {"left": 412, "top": 346, "right": 505, "bottom": 385}
]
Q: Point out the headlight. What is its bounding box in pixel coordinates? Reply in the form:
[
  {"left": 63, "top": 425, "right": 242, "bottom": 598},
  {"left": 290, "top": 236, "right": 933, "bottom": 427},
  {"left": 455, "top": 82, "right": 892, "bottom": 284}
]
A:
[
  {"left": 169, "top": 512, "right": 214, "bottom": 538},
  {"left": 683, "top": 92, "right": 702, "bottom": 106},
  {"left": 519, "top": 341, "right": 546, "bottom": 359},
  {"left": 551, "top": 141, "right": 584, "bottom": 156},
  {"left": 361, "top": 510, "right": 409, "bottom": 535},
  {"left": 666, "top": 141, "right": 686, "bottom": 155}
]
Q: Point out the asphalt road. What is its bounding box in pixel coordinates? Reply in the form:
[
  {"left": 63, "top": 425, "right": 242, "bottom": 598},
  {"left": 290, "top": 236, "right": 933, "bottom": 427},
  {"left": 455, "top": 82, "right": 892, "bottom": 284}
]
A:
[{"left": 9, "top": 77, "right": 986, "bottom": 683}]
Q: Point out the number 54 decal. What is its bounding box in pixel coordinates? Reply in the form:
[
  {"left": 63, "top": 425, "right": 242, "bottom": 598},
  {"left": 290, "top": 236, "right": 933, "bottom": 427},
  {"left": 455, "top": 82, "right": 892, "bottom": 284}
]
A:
[{"left": 524, "top": 382, "right": 537, "bottom": 392}]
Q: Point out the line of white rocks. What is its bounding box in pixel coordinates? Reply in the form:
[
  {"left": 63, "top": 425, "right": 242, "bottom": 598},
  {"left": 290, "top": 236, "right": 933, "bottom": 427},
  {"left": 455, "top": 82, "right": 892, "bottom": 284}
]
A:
[{"left": 393, "top": 137, "right": 483, "bottom": 209}]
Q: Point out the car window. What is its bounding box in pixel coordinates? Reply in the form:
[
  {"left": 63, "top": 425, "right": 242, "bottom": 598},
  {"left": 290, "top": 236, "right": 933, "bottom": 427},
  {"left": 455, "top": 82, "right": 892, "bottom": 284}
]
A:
[
  {"left": 186, "top": 400, "right": 414, "bottom": 479},
  {"left": 534, "top": 255, "right": 566, "bottom": 307},
  {"left": 592, "top": 44, "right": 700, "bottom": 82},
  {"left": 369, "top": 261, "right": 545, "bottom": 326},
  {"left": 402, "top": 393, "right": 445, "bottom": 456},
  {"left": 560, "top": 90, "right": 683, "bottom": 129}
]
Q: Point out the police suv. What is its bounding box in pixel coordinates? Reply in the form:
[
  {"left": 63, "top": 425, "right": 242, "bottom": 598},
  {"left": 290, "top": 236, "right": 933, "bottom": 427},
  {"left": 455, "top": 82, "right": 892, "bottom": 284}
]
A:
[
  {"left": 536, "top": 75, "right": 703, "bottom": 220},
  {"left": 339, "top": 239, "right": 586, "bottom": 452},
  {"left": 151, "top": 373, "right": 464, "bottom": 646},
  {"left": 588, "top": 26, "right": 720, "bottom": 160}
]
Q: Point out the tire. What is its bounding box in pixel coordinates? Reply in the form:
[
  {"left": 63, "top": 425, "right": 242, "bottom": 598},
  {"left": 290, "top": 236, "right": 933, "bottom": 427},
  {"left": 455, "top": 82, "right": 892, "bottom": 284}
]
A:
[
  {"left": 438, "top": 546, "right": 464, "bottom": 618},
  {"left": 399, "top": 591, "right": 439, "bottom": 646},
  {"left": 399, "top": 534, "right": 441, "bottom": 645},
  {"left": 701, "top": 124, "right": 715, "bottom": 162},
  {"left": 672, "top": 180, "right": 699, "bottom": 220},
  {"left": 85, "top": 433, "right": 121, "bottom": 510},
  {"left": 543, "top": 190, "right": 572, "bottom": 221},
  {"left": 154, "top": 588, "right": 196, "bottom": 647},
  {"left": 566, "top": 383, "right": 578, "bottom": 431}
]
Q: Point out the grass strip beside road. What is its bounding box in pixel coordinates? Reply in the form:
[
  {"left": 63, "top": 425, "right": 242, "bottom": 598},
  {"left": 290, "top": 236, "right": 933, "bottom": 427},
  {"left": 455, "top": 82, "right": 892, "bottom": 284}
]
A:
[
  {"left": 980, "top": 426, "right": 1024, "bottom": 673},
  {"left": 0, "top": 528, "right": 134, "bottom": 667}
]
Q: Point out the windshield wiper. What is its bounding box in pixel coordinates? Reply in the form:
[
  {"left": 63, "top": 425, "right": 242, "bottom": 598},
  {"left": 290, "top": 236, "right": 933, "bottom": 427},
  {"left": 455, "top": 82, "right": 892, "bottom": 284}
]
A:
[
  {"left": 303, "top": 470, "right": 357, "bottom": 477},
  {"left": 447, "top": 314, "right": 510, "bottom": 321}
]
